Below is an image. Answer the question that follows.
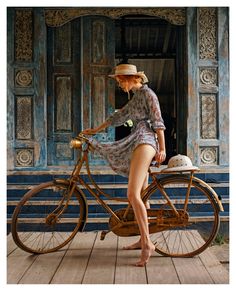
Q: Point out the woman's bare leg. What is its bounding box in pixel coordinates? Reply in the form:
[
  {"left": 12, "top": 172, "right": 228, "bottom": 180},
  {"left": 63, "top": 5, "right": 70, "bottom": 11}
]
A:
[
  {"left": 123, "top": 172, "right": 149, "bottom": 250},
  {"left": 126, "top": 144, "right": 156, "bottom": 266}
]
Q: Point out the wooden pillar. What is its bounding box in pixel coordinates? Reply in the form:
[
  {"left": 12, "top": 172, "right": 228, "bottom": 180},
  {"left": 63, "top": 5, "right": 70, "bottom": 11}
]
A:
[
  {"left": 7, "top": 8, "right": 47, "bottom": 170},
  {"left": 187, "top": 7, "right": 229, "bottom": 168}
]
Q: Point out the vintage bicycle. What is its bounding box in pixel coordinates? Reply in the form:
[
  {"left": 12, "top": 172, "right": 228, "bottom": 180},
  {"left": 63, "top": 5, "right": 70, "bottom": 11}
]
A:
[{"left": 11, "top": 133, "right": 224, "bottom": 257}]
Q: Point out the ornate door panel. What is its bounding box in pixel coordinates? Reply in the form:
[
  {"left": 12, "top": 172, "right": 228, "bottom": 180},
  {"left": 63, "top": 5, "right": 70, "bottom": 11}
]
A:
[
  {"left": 82, "top": 16, "right": 115, "bottom": 164},
  {"left": 47, "top": 20, "right": 81, "bottom": 166}
]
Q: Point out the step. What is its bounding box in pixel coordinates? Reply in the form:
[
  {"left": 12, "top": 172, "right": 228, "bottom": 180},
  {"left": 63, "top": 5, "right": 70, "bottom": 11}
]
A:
[{"left": 7, "top": 171, "right": 229, "bottom": 232}]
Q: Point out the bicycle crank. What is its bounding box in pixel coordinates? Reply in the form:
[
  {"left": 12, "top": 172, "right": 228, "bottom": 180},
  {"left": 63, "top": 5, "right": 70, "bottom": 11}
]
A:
[{"left": 109, "top": 208, "right": 189, "bottom": 237}]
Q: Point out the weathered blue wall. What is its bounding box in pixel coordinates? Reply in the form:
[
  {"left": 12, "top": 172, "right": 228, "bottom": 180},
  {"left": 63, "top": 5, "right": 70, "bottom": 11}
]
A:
[{"left": 7, "top": 7, "right": 229, "bottom": 172}]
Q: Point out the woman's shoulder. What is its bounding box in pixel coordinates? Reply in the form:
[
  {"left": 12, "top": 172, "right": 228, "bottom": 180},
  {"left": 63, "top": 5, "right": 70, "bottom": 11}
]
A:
[{"left": 140, "top": 85, "right": 157, "bottom": 98}]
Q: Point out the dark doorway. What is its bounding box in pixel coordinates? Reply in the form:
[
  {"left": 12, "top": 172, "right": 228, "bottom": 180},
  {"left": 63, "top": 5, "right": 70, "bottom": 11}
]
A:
[{"left": 114, "top": 16, "right": 184, "bottom": 162}]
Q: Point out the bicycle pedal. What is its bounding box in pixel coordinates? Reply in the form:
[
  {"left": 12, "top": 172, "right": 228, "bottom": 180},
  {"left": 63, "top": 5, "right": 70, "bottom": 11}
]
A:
[{"left": 100, "top": 230, "right": 109, "bottom": 240}]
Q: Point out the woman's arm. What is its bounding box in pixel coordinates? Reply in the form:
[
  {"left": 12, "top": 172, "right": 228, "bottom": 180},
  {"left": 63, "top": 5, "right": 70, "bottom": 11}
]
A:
[
  {"left": 155, "top": 129, "right": 166, "bottom": 164},
  {"left": 81, "top": 120, "right": 111, "bottom": 135},
  {"left": 82, "top": 98, "right": 132, "bottom": 135}
]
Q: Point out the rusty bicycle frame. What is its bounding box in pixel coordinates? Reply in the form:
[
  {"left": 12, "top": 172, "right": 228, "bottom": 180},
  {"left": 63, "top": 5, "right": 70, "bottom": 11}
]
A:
[
  {"left": 52, "top": 132, "right": 221, "bottom": 240},
  {"left": 11, "top": 132, "right": 224, "bottom": 257}
]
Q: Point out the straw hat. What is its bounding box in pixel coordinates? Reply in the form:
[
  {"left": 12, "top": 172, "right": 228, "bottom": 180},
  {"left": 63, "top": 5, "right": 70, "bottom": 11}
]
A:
[
  {"left": 109, "top": 64, "right": 148, "bottom": 83},
  {"left": 161, "top": 154, "right": 199, "bottom": 173}
]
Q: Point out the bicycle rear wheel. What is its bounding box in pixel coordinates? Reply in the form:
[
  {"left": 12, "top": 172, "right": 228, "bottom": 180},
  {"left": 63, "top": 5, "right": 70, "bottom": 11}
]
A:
[
  {"left": 145, "top": 175, "right": 220, "bottom": 257},
  {"left": 11, "top": 181, "right": 87, "bottom": 254}
]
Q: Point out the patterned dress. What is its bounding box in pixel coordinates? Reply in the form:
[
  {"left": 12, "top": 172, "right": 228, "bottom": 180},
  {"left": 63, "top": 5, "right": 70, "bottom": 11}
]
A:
[{"left": 89, "top": 84, "right": 166, "bottom": 177}]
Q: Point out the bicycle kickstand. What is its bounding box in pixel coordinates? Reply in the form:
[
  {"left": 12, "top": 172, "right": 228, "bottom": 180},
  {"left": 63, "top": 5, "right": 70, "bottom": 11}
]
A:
[{"left": 100, "top": 230, "right": 110, "bottom": 240}]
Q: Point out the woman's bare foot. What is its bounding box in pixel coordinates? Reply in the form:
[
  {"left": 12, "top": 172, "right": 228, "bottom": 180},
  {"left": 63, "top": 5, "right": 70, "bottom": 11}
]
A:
[
  {"left": 123, "top": 239, "right": 141, "bottom": 250},
  {"left": 135, "top": 242, "right": 155, "bottom": 267}
]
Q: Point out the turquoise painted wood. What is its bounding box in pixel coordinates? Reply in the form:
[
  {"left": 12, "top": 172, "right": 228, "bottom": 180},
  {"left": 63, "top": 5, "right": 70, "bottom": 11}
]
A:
[
  {"left": 218, "top": 8, "right": 229, "bottom": 166},
  {"left": 186, "top": 7, "right": 199, "bottom": 165}
]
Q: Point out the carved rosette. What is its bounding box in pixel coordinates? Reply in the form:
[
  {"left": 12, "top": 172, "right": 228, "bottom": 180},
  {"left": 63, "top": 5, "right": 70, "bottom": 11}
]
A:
[
  {"left": 15, "top": 9, "right": 33, "bottom": 61},
  {"left": 200, "top": 147, "right": 218, "bottom": 165},
  {"left": 44, "top": 8, "right": 186, "bottom": 27},
  {"left": 15, "top": 149, "right": 34, "bottom": 167},
  {"left": 199, "top": 68, "right": 217, "bottom": 86},
  {"left": 15, "top": 70, "right": 33, "bottom": 87},
  {"left": 199, "top": 8, "right": 217, "bottom": 60}
]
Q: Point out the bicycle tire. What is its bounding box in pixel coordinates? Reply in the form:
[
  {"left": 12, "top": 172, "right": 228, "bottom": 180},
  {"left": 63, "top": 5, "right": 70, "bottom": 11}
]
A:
[
  {"left": 144, "top": 174, "right": 220, "bottom": 257},
  {"left": 11, "top": 181, "right": 87, "bottom": 254}
]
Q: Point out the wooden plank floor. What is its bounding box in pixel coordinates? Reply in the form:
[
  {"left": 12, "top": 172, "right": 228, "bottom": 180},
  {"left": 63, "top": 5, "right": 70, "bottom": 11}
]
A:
[{"left": 7, "top": 232, "right": 229, "bottom": 284}]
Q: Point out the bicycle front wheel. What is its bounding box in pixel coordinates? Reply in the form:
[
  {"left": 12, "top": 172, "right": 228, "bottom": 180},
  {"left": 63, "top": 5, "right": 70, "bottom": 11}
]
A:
[
  {"left": 146, "top": 175, "right": 220, "bottom": 257},
  {"left": 11, "top": 181, "right": 87, "bottom": 254}
]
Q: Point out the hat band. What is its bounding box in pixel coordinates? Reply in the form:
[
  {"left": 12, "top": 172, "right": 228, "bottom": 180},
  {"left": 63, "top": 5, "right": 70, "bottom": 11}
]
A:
[{"left": 114, "top": 69, "right": 138, "bottom": 75}]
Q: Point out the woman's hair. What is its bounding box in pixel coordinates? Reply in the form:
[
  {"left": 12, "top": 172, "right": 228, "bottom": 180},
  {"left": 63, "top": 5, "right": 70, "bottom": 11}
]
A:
[
  {"left": 116, "top": 75, "right": 144, "bottom": 84},
  {"left": 116, "top": 75, "right": 143, "bottom": 99}
]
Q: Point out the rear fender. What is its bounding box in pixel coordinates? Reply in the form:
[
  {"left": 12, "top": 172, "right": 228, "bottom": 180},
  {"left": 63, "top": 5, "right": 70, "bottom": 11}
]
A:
[
  {"left": 157, "top": 174, "right": 224, "bottom": 212},
  {"left": 193, "top": 177, "right": 224, "bottom": 212}
]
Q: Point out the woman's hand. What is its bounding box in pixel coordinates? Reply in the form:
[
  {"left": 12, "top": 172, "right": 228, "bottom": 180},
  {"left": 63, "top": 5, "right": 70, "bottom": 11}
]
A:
[
  {"left": 155, "top": 150, "right": 166, "bottom": 165},
  {"left": 155, "top": 129, "right": 166, "bottom": 166}
]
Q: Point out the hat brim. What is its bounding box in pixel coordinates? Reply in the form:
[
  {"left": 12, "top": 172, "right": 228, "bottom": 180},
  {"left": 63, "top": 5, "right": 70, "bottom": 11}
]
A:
[
  {"left": 108, "top": 72, "right": 148, "bottom": 83},
  {"left": 161, "top": 166, "right": 200, "bottom": 173}
]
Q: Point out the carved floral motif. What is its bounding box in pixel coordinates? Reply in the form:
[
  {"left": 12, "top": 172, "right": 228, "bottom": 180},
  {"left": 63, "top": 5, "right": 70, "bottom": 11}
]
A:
[
  {"left": 16, "top": 97, "right": 32, "bottom": 140},
  {"left": 199, "top": 8, "right": 217, "bottom": 60},
  {"left": 44, "top": 8, "right": 186, "bottom": 27},
  {"left": 15, "top": 9, "right": 33, "bottom": 61},
  {"left": 201, "top": 94, "right": 217, "bottom": 139}
]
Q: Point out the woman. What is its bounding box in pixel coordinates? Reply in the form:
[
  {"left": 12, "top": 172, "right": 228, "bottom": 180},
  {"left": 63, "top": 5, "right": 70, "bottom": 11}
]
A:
[{"left": 82, "top": 64, "right": 166, "bottom": 266}]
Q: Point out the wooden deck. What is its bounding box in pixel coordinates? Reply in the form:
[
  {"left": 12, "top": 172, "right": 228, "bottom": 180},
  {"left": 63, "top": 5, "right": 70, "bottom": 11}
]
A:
[{"left": 7, "top": 231, "right": 229, "bottom": 284}]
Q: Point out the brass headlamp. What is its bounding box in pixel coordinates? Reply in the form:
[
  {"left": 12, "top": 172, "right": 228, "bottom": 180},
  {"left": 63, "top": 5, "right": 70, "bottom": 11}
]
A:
[{"left": 70, "top": 139, "right": 83, "bottom": 149}]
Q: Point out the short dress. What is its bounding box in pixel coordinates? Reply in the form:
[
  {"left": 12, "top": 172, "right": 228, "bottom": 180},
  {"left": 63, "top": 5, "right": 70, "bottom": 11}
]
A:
[{"left": 89, "top": 84, "right": 166, "bottom": 177}]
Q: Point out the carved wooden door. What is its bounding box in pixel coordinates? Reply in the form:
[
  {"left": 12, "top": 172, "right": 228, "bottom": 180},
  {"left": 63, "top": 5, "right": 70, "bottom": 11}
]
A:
[
  {"left": 82, "top": 16, "right": 115, "bottom": 165},
  {"left": 47, "top": 16, "right": 115, "bottom": 166},
  {"left": 47, "top": 20, "right": 81, "bottom": 166}
]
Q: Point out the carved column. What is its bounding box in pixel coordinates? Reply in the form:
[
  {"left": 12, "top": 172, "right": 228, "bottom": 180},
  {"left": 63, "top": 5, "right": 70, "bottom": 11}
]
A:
[
  {"left": 7, "top": 8, "right": 47, "bottom": 169},
  {"left": 8, "top": 9, "right": 35, "bottom": 169},
  {"left": 187, "top": 7, "right": 229, "bottom": 167},
  {"left": 198, "top": 8, "right": 219, "bottom": 166}
]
